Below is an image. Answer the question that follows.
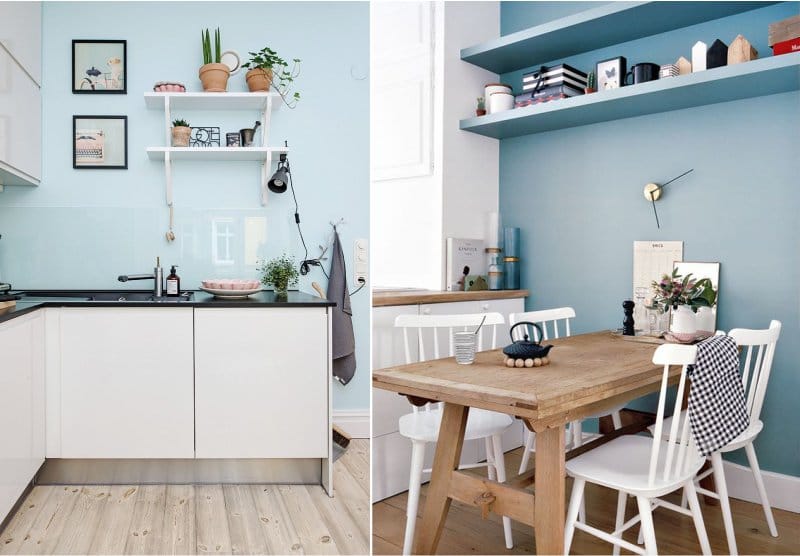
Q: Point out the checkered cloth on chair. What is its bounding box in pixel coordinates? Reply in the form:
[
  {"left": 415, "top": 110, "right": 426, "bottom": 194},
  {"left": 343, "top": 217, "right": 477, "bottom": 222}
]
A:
[{"left": 688, "top": 334, "right": 749, "bottom": 457}]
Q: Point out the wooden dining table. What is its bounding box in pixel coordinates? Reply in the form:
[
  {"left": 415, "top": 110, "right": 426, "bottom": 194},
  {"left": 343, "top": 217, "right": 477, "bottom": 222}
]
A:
[{"left": 372, "top": 330, "right": 680, "bottom": 555}]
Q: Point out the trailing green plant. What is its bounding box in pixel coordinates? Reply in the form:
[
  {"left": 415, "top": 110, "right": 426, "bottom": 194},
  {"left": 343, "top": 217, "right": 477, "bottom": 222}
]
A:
[
  {"left": 258, "top": 253, "right": 299, "bottom": 294},
  {"left": 201, "top": 28, "right": 222, "bottom": 65},
  {"left": 172, "top": 118, "right": 190, "bottom": 127},
  {"left": 242, "top": 47, "right": 301, "bottom": 108}
]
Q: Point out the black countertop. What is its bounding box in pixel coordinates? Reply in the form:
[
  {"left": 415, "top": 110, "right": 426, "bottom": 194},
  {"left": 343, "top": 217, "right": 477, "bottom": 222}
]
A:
[{"left": 0, "top": 290, "right": 335, "bottom": 325}]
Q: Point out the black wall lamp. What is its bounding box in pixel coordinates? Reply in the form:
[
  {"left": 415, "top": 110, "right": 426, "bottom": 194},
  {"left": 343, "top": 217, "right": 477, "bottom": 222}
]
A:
[{"left": 268, "top": 153, "right": 289, "bottom": 194}]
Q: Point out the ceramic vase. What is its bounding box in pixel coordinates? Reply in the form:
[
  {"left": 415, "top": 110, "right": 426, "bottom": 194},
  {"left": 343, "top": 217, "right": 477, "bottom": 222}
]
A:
[
  {"left": 670, "top": 305, "right": 697, "bottom": 341},
  {"left": 696, "top": 306, "right": 715, "bottom": 334}
]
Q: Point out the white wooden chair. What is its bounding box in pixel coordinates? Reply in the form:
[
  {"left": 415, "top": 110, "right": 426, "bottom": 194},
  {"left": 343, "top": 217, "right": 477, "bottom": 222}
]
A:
[
  {"left": 510, "top": 307, "right": 624, "bottom": 474},
  {"left": 394, "top": 312, "right": 514, "bottom": 554},
  {"left": 564, "top": 344, "right": 711, "bottom": 556},
  {"left": 651, "top": 320, "right": 782, "bottom": 555}
]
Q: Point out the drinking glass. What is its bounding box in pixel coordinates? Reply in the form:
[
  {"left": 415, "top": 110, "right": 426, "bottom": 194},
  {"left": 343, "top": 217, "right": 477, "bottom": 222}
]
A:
[{"left": 454, "top": 332, "right": 477, "bottom": 365}]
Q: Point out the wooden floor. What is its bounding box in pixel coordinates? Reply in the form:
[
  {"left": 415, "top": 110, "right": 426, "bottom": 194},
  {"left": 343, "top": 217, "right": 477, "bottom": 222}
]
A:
[
  {"left": 373, "top": 445, "right": 800, "bottom": 555},
  {"left": 0, "top": 440, "right": 369, "bottom": 555}
]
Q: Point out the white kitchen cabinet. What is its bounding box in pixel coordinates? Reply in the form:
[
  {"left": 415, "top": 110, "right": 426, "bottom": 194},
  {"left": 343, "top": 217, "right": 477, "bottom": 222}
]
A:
[
  {"left": 0, "top": 1, "right": 42, "bottom": 85},
  {"left": 194, "top": 307, "right": 329, "bottom": 459},
  {"left": 0, "top": 311, "right": 45, "bottom": 522},
  {"left": 58, "top": 308, "right": 194, "bottom": 458},
  {"left": 371, "top": 295, "right": 525, "bottom": 501},
  {"left": 0, "top": 46, "right": 42, "bottom": 185}
]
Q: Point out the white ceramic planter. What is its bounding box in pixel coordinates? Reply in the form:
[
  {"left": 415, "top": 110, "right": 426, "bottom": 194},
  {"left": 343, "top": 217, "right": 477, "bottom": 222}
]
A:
[
  {"left": 489, "top": 92, "right": 514, "bottom": 113},
  {"left": 670, "top": 305, "right": 697, "bottom": 340},
  {"left": 484, "top": 83, "right": 512, "bottom": 113},
  {"left": 696, "top": 306, "right": 715, "bottom": 333}
]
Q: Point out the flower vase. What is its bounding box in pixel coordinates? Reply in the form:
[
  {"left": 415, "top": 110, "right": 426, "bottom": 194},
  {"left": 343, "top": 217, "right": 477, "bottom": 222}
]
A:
[{"left": 670, "top": 305, "right": 697, "bottom": 341}]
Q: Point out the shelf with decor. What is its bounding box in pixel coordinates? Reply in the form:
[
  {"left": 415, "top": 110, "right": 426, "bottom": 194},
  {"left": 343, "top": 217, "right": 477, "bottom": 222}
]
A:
[
  {"left": 145, "top": 146, "right": 288, "bottom": 162},
  {"left": 145, "top": 92, "right": 286, "bottom": 240},
  {"left": 460, "top": 1, "right": 779, "bottom": 74},
  {"left": 459, "top": 52, "right": 800, "bottom": 139}
]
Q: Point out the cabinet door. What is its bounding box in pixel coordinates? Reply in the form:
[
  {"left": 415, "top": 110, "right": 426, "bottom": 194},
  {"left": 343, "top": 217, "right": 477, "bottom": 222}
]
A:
[
  {"left": 194, "top": 308, "right": 329, "bottom": 459},
  {"left": 0, "top": 312, "right": 44, "bottom": 522},
  {"left": 59, "top": 308, "right": 194, "bottom": 458},
  {"left": 0, "top": 46, "right": 41, "bottom": 182},
  {"left": 0, "top": 2, "right": 42, "bottom": 84}
]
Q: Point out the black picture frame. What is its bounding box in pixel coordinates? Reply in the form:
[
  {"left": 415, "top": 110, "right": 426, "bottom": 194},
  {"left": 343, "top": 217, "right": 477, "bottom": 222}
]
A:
[
  {"left": 72, "top": 40, "right": 127, "bottom": 94},
  {"left": 73, "top": 115, "right": 128, "bottom": 170},
  {"left": 596, "top": 56, "right": 627, "bottom": 91}
]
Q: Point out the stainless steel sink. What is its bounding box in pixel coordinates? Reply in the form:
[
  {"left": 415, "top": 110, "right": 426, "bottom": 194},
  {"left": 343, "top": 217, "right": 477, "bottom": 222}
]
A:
[{"left": 89, "top": 292, "right": 157, "bottom": 302}]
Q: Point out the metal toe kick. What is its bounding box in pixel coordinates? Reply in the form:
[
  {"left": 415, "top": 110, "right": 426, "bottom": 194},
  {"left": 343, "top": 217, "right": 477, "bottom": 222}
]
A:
[{"left": 36, "top": 458, "right": 323, "bottom": 485}]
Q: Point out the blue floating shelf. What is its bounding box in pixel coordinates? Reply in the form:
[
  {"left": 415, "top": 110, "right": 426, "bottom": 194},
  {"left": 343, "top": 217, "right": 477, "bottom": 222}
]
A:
[
  {"left": 459, "top": 53, "right": 800, "bottom": 139},
  {"left": 461, "top": 1, "right": 779, "bottom": 74}
]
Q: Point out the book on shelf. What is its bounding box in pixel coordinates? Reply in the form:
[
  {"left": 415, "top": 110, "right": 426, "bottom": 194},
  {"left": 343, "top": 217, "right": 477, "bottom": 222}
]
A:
[
  {"left": 522, "top": 64, "right": 588, "bottom": 92},
  {"left": 445, "top": 238, "right": 485, "bottom": 292},
  {"left": 522, "top": 73, "right": 586, "bottom": 92}
]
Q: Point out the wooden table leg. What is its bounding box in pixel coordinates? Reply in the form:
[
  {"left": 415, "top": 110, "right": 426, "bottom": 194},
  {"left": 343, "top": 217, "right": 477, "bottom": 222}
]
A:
[
  {"left": 534, "top": 424, "right": 566, "bottom": 555},
  {"left": 413, "top": 403, "right": 469, "bottom": 555}
]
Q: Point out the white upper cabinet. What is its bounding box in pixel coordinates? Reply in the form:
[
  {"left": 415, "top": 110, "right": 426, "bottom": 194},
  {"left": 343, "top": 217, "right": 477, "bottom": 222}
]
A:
[
  {"left": 0, "top": 1, "right": 41, "bottom": 85},
  {"left": 0, "top": 1, "right": 41, "bottom": 186}
]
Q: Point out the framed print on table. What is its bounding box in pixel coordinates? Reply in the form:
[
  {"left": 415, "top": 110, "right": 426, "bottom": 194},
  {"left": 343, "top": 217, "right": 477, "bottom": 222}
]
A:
[
  {"left": 72, "top": 40, "right": 127, "bottom": 93},
  {"left": 73, "top": 115, "right": 128, "bottom": 169},
  {"left": 596, "top": 56, "right": 626, "bottom": 90}
]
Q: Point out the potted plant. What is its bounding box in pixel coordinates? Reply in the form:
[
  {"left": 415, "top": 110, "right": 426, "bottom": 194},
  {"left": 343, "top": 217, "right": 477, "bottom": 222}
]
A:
[
  {"left": 258, "top": 253, "right": 299, "bottom": 297},
  {"left": 585, "top": 71, "right": 596, "bottom": 94},
  {"left": 476, "top": 97, "right": 486, "bottom": 116},
  {"left": 651, "top": 269, "right": 717, "bottom": 339},
  {"left": 242, "top": 47, "right": 301, "bottom": 108},
  {"left": 171, "top": 119, "right": 191, "bottom": 147},
  {"left": 199, "top": 28, "right": 229, "bottom": 92}
]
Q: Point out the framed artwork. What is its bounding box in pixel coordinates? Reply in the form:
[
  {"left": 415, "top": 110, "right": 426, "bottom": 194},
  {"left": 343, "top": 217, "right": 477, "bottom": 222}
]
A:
[
  {"left": 596, "top": 56, "right": 626, "bottom": 90},
  {"left": 72, "top": 40, "right": 127, "bottom": 93},
  {"left": 190, "top": 127, "right": 221, "bottom": 147},
  {"left": 73, "top": 115, "right": 128, "bottom": 169}
]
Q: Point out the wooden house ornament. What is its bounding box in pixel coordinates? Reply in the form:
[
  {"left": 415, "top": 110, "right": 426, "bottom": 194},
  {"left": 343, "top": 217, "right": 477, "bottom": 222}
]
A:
[
  {"left": 728, "top": 34, "right": 758, "bottom": 64},
  {"left": 676, "top": 56, "right": 692, "bottom": 75},
  {"left": 707, "top": 39, "right": 728, "bottom": 69},
  {"left": 691, "top": 41, "right": 707, "bottom": 72}
]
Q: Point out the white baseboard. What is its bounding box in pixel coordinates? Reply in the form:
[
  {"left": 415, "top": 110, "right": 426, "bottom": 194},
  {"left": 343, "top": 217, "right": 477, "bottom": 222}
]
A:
[
  {"left": 724, "top": 460, "right": 800, "bottom": 513},
  {"left": 333, "top": 410, "right": 370, "bottom": 439}
]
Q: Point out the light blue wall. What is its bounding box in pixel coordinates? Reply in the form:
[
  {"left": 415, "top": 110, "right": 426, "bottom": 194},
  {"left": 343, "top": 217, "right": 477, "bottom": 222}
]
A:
[
  {"left": 499, "top": 2, "right": 800, "bottom": 476},
  {"left": 0, "top": 1, "right": 370, "bottom": 411}
]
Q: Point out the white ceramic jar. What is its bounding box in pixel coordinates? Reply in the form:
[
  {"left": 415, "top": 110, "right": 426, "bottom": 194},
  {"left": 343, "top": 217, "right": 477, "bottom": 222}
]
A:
[
  {"left": 484, "top": 83, "right": 512, "bottom": 113},
  {"left": 489, "top": 91, "right": 514, "bottom": 113}
]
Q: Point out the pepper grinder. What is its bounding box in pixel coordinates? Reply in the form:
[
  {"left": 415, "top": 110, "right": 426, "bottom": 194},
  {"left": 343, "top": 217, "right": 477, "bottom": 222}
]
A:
[{"left": 622, "top": 300, "right": 635, "bottom": 336}]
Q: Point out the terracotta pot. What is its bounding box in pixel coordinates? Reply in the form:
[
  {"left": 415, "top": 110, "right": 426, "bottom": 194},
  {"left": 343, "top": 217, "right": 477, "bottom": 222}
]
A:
[
  {"left": 246, "top": 68, "right": 273, "bottom": 92},
  {"left": 198, "top": 63, "right": 230, "bottom": 92},
  {"left": 476, "top": 108, "right": 487, "bottom": 116},
  {"left": 171, "top": 126, "right": 191, "bottom": 147},
  {"left": 584, "top": 87, "right": 596, "bottom": 94}
]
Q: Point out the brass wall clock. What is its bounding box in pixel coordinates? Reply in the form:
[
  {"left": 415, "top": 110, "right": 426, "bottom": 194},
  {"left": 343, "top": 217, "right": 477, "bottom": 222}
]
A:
[{"left": 643, "top": 168, "right": 694, "bottom": 228}]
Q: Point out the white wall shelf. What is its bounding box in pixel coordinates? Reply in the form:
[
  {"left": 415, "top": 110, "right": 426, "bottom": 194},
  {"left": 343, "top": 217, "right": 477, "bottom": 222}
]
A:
[
  {"left": 144, "top": 91, "right": 280, "bottom": 111},
  {"left": 146, "top": 146, "right": 289, "bottom": 162},
  {"left": 144, "top": 91, "right": 286, "bottom": 239}
]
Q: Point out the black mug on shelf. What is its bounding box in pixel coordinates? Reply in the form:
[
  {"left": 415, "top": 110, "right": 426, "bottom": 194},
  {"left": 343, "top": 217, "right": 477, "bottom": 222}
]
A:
[{"left": 625, "top": 62, "right": 660, "bottom": 85}]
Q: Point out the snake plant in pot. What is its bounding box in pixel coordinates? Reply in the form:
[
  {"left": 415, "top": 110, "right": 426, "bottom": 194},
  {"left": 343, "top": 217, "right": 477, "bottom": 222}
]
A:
[
  {"left": 199, "top": 28, "right": 229, "bottom": 92},
  {"left": 242, "top": 46, "right": 301, "bottom": 107}
]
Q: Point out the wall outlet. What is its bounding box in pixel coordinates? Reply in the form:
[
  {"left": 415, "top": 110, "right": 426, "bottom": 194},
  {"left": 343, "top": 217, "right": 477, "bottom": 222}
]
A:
[{"left": 354, "top": 239, "right": 368, "bottom": 285}]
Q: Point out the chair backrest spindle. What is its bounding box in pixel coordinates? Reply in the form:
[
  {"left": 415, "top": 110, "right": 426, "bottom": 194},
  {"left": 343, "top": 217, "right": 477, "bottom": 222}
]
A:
[
  {"left": 727, "top": 320, "right": 781, "bottom": 423},
  {"left": 509, "top": 307, "right": 576, "bottom": 343}
]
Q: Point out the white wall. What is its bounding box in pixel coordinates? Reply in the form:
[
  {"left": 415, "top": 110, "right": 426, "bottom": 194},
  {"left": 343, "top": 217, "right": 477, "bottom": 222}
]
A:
[
  {"left": 371, "top": 1, "right": 499, "bottom": 290},
  {"left": 441, "top": 2, "right": 500, "bottom": 288}
]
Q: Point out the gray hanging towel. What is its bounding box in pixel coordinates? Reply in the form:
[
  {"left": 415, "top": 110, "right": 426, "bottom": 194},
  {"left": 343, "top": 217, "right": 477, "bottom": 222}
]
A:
[{"left": 327, "top": 227, "right": 356, "bottom": 385}]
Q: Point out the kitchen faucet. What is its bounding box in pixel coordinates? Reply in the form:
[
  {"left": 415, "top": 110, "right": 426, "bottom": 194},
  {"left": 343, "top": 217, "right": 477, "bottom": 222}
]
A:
[{"left": 118, "top": 257, "right": 164, "bottom": 297}]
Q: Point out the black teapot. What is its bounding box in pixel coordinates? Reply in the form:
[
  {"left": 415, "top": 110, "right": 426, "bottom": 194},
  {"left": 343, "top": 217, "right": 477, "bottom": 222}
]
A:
[{"left": 503, "top": 322, "right": 554, "bottom": 359}]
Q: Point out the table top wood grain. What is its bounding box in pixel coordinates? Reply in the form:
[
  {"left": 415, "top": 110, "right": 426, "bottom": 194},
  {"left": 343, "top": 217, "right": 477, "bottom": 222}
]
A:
[{"left": 373, "top": 331, "right": 678, "bottom": 425}]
